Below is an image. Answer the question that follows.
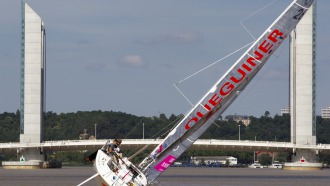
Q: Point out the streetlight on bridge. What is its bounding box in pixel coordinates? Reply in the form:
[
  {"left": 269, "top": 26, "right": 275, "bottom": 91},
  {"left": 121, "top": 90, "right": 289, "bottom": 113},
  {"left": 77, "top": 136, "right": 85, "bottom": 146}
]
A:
[
  {"left": 238, "top": 124, "right": 241, "bottom": 141},
  {"left": 95, "top": 124, "right": 97, "bottom": 140}
]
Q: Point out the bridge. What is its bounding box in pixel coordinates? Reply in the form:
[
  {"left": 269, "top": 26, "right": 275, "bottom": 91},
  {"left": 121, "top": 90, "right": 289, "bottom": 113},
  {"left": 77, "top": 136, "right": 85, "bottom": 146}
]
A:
[{"left": 1, "top": 139, "right": 330, "bottom": 155}]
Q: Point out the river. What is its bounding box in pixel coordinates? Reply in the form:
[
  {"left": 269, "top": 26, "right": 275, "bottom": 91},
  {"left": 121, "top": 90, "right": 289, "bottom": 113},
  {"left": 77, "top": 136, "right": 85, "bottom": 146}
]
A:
[{"left": 0, "top": 166, "right": 329, "bottom": 186}]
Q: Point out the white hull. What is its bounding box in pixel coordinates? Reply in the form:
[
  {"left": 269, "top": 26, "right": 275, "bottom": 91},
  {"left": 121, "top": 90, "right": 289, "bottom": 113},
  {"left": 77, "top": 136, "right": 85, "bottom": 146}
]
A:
[{"left": 94, "top": 150, "right": 147, "bottom": 186}]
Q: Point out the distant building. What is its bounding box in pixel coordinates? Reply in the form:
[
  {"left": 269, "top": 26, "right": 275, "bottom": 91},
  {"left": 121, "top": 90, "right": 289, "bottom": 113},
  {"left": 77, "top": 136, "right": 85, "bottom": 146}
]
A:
[
  {"left": 191, "top": 156, "right": 237, "bottom": 165},
  {"left": 321, "top": 107, "right": 330, "bottom": 119},
  {"left": 224, "top": 115, "right": 251, "bottom": 126},
  {"left": 281, "top": 107, "right": 290, "bottom": 116}
]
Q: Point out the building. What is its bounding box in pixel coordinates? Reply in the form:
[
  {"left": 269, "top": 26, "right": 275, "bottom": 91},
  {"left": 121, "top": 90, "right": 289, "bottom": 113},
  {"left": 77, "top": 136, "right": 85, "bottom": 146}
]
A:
[
  {"left": 224, "top": 115, "right": 251, "bottom": 126},
  {"left": 191, "top": 156, "right": 237, "bottom": 166},
  {"left": 281, "top": 107, "right": 290, "bottom": 116},
  {"left": 321, "top": 107, "right": 330, "bottom": 119}
]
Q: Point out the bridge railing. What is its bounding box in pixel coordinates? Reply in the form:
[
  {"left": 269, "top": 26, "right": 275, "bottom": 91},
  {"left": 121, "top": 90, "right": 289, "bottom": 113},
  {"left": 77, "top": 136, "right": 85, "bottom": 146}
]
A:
[{"left": 1, "top": 139, "right": 330, "bottom": 151}]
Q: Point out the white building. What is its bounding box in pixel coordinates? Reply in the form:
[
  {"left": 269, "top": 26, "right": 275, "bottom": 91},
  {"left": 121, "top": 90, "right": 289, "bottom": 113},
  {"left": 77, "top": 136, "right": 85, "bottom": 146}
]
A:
[
  {"left": 321, "top": 107, "right": 330, "bottom": 119},
  {"left": 224, "top": 115, "right": 251, "bottom": 126},
  {"left": 281, "top": 107, "right": 290, "bottom": 116},
  {"left": 191, "top": 156, "right": 237, "bottom": 166}
]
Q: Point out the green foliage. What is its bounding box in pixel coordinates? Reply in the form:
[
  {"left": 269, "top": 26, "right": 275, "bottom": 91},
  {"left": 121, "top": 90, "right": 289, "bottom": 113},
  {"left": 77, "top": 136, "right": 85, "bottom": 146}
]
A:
[
  {"left": 0, "top": 111, "right": 20, "bottom": 142},
  {"left": 259, "top": 154, "right": 272, "bottom": 166},
  {"left": 316, "top": 117, "right": 330, "bottom": 144},
  {"left": 274, "top": 152, "right": 288, "bottom": 163}
]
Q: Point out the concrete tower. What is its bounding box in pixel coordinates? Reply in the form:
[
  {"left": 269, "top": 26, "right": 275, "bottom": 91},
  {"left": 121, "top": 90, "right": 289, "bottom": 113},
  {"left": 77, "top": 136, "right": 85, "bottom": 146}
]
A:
[
  {"left": 19, "top": 1, "right": 46, "bottom": 161},
  {"left": 285, "top": 2, "right": 322, "bottom": 169}
]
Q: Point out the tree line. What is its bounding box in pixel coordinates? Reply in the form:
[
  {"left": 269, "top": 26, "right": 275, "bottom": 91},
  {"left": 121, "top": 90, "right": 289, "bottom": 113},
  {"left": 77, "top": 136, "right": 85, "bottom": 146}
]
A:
[{"left": 0, "top": 110, "right": 330, "bottom": 165}]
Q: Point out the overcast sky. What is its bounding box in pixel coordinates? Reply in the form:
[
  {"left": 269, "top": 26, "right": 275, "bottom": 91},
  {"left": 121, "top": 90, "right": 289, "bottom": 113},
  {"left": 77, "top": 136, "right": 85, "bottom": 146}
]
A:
[{"left": 0, "top": 0, "right": 329, "bottom": 118}]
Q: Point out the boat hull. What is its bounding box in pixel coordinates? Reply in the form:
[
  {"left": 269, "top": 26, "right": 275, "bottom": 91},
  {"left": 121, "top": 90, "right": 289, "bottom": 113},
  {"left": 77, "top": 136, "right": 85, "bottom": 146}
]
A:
[{"left": 94, "top": 150, "right": 148, "bottom": 186}]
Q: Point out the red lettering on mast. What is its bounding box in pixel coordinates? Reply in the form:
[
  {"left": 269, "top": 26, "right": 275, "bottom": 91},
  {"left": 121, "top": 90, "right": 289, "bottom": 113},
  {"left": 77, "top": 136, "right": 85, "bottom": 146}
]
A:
[
  {"left": 185, "top": 117, "right": 198, "bottom": 130},
  {"left": 220, "top": 82, "right": 235, "bottom": 96},
  {"left": 259, "top": 40, "right": 273, "bottom": 54},
  {"left": 268, "top": 29, "right": 283, "bottom": 43},
  {"left": 183, "top": 29, "right": 284, "bottom": 132},
  {"left": 208, "top": 94, "right": 221, "bottom": 107},
  {"left": 242, "top": 63, "right": 252, "bottom": 71},
  {"left": 230, "top": 68, "right": 246, "bottom": 83}
]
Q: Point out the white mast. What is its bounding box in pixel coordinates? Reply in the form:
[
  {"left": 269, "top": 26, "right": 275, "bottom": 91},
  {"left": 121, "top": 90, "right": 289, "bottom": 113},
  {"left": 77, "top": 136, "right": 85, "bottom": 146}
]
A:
[{"left": 139, "top": 0, "right": 315, "bottom": 183}]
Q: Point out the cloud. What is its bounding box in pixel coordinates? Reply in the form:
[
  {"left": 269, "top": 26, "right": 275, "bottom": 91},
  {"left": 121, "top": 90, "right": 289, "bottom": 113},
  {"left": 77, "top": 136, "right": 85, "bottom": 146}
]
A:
[
  {"left": 134, "top": 32, "right": 203, "bottom": 45},
  {"left": 116, "top": 54, "right": 148, "bottom": 68}
]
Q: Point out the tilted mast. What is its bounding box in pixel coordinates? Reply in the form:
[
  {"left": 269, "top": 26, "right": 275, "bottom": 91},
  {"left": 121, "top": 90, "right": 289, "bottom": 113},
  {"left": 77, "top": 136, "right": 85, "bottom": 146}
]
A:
[{"left": 139, "top": 0, "right": 315, "bottom": 183}]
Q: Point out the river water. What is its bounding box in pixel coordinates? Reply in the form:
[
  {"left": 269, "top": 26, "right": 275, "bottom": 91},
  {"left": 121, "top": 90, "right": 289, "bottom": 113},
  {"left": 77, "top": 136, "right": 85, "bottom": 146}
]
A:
[{"left": 0, "top": 166, "right": 329, "bottom": 186}]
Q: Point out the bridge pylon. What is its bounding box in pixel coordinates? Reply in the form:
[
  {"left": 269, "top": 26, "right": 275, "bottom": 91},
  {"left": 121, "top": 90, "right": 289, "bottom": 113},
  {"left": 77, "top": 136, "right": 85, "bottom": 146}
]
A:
[
  {"left": 284, "top": 2, "right": 322, "bottom": 170},
  {"left": 2, "top": 1, "right": 46, "bottom": 169}
]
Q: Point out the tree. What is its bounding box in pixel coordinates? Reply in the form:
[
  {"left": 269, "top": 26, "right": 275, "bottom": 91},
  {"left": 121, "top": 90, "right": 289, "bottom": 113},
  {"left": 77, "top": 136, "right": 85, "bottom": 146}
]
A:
[
  {"left": 264, "top": 111, "right": 270, "bottom": 117},
  {"left": 259, "top": 154, "right": 272, "bottom": 166}
]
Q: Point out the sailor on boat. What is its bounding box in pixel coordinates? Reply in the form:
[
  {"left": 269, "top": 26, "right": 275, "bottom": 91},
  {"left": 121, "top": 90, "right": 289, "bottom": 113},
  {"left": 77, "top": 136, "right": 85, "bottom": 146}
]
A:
[
  {"left": 106, "top": 138, "right": 122, "bottom": 172},
  {"left": 86, "top": 138, "right": 122, "bottom": 164}
]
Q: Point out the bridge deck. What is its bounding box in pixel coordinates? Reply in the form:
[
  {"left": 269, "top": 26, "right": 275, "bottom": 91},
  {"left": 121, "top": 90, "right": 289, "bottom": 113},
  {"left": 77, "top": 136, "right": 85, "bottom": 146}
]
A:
[{"left": 1, "top": 139, "right": 330, "bottom": 154}]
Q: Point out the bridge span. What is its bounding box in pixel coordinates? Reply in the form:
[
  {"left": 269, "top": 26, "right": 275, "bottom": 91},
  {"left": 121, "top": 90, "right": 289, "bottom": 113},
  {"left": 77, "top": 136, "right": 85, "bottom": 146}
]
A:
[{"left": 1, "top": 139, "right": 330, "bottom": 154}]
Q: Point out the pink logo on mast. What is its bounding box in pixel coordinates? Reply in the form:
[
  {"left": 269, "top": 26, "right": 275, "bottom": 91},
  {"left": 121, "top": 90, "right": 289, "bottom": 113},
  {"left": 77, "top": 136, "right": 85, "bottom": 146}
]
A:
[
  {"left": 157, "top": 145, "right": 163, "bottom": 153},
  {"left": 154, "top": 155, "right": 176, "bottom": 172}
]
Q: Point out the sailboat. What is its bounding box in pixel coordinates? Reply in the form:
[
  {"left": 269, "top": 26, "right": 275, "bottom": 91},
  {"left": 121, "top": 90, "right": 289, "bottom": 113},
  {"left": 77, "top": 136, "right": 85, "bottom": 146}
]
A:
[
  {"left": 94, "top": 150, "right": 147, "bottom": 185},
  {"left": 78, "top": 0, "right": 315, "bottom": 185}
]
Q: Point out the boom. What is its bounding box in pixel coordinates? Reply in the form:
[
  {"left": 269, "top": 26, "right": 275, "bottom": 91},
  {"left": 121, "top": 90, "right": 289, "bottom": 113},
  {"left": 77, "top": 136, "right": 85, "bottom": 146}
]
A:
[{"left": 139, "top": 0, "right": 315, "bottom": 183}]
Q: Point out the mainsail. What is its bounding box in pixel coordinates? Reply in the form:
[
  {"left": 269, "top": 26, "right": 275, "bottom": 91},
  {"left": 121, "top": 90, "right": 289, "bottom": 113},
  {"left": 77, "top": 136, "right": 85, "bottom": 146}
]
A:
[{"left": 139, "top": 0, "right": 315, "bottom": 183}]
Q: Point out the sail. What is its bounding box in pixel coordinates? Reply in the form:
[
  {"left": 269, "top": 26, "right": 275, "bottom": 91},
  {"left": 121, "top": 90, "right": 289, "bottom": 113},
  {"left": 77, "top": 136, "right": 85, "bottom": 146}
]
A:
[{"left": 139, "top": 0, "right": 315, "bottom": 183}]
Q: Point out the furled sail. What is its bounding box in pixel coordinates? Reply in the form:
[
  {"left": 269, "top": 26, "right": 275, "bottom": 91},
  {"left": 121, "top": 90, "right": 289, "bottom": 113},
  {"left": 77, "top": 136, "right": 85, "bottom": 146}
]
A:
[{"left": 139, "top": 0, "right": 315, "bottom": 183}]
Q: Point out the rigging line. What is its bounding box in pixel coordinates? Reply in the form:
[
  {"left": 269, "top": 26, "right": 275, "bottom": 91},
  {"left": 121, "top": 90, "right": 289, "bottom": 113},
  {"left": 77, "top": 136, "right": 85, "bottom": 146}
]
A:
[
  {"left": 173, "top": 83, "right": 194, "bottom": 106},
  {"left": 176, "top": 41, "right": 255, "bottom": 85},
  {"left": 126, "top": 114, "right": 183, "bottom": 157},
  {"left": 123, "top": 117, "right": 144, "bottom": 139},
  {"left": 150, "top": 114, "right": 184, "bottom": 139},
  {"left": 128, "top": 144, "right": 150, "bottom": 160},
  {"left": 173, "top": 41, "right": 255, "bottom": 108},
  {"left": 240, "top": 0, "right": 278, "bottom": 40}
]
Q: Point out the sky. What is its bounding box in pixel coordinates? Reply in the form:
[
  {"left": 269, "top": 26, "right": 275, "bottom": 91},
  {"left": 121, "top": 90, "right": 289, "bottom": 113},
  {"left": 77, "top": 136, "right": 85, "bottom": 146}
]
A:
[{"left": 0, "top": 0, "right": 329, "bottom": 118}]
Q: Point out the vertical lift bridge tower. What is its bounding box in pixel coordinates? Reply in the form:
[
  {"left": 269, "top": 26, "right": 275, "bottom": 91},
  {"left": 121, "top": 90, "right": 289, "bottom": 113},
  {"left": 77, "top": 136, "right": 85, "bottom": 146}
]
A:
[
  {"left": 2, "top": 1, "right": 46, "bottom": 169},
  {"left": 284, "top": 2, "right": 322, "bottom": 170},
  {"left": 20, "top": 1, "right": 45, "bottom": 167}
]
